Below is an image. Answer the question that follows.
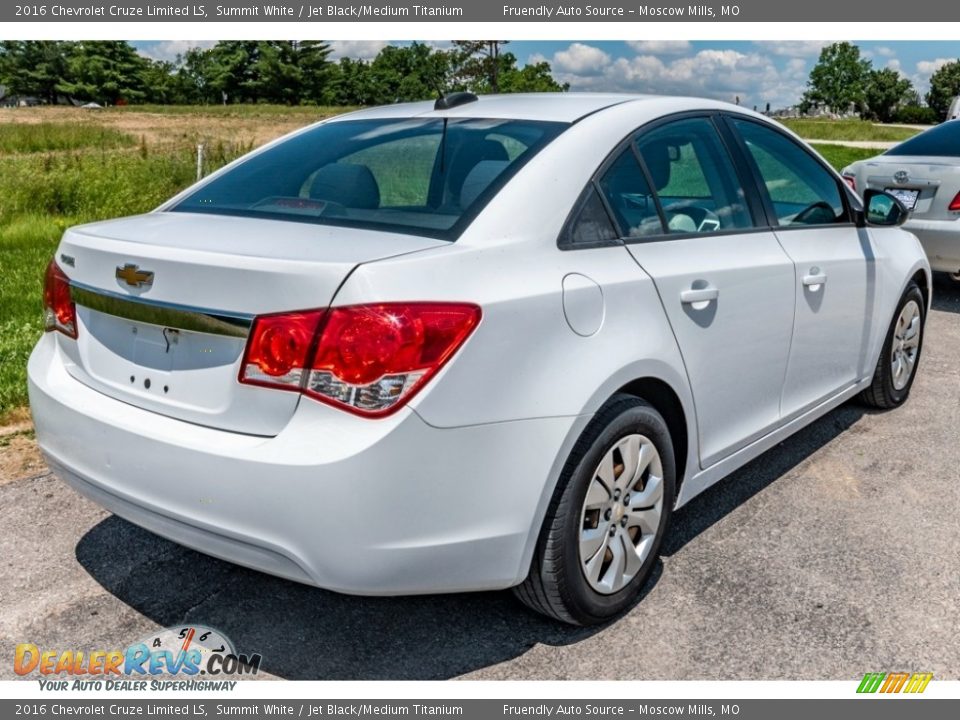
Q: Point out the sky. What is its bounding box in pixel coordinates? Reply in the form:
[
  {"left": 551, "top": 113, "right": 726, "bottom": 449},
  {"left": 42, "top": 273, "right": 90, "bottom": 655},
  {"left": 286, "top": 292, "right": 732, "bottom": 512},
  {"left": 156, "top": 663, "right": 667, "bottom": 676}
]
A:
[{"left": 134, "top": 40, "right": 960, "bottom": 110}]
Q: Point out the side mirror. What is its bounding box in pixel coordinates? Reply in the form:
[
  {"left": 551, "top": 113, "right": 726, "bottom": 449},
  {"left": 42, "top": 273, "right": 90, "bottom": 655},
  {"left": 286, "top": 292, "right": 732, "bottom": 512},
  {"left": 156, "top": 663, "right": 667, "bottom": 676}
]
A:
[{"left": 863, "top": 189, "right": 908, "bottom": 227}]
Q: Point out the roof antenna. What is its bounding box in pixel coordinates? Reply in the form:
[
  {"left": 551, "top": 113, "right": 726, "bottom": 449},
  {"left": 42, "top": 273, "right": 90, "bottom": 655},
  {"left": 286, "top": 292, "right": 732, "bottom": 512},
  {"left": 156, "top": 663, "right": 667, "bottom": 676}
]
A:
[{"left": 434, "top": 92, "right": 479, "bottom": 111}]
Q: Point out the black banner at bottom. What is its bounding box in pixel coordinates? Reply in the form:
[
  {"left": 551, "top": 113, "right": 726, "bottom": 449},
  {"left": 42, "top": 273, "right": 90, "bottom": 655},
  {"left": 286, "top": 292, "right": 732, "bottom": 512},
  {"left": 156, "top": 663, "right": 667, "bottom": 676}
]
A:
[{"left": 2, "top": 699, "right": 958, "bottom": 719}]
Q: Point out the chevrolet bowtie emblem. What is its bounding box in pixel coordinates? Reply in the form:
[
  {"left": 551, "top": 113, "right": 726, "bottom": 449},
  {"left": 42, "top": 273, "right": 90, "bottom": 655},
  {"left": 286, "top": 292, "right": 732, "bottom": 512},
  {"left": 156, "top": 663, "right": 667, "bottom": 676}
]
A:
[{"left": 115, "top": 263, "right": 154, "bottom": 289}]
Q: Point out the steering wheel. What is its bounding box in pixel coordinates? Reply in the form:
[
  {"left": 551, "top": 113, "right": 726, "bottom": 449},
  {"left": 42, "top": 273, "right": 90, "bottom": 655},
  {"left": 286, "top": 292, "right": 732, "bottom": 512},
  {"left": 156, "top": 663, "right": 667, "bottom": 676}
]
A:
[
  {"left": 791, "top": 201, "right": 836, "bottom": 225},
  {"left": 665, "top": 205, "right": 722, "bottom": 234}
]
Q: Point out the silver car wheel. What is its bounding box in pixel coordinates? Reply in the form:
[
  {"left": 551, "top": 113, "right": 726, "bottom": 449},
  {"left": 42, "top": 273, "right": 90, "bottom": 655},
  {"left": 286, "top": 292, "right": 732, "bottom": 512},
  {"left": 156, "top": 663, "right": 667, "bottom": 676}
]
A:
[
  {"left": 578, "top": 434, "right": 664, "bottom": 595},
  {"left": 891, "top": 299, "right": 921, "bottom": 391}
]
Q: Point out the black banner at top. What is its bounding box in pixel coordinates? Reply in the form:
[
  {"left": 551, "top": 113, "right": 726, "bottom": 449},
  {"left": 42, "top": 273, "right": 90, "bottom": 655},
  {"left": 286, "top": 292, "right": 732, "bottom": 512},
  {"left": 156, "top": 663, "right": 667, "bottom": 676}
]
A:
[{"left": 1, "top": 1, "right": 948, "bottom": 23}]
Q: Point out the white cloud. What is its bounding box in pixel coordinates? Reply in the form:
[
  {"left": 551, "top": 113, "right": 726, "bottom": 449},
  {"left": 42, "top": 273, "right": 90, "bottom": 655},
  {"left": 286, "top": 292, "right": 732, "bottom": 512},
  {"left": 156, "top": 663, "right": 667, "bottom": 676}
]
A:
[
  {"left": 328, "top": 40, "right": 389, "bottom": 61},
  {"left": 625, "top": 41, "right": 691, "bottom": 55},
  {"left": 550, "top": 47, "right": 805, "bottom": 110},
  {"left": 137, "top": 41, "right": 215, "bottom": 63},
  {"left": 875, "top": 46, "right": 896, "bottom": 58},
  {"left": 756, "top": 41, "right": 828, "bottom": 58},
  {"left": 552, "top": 43, "right": 611, "bottom": 75},
  {"left": 916, "top": 57, "right": 954, "bottom": 76}
]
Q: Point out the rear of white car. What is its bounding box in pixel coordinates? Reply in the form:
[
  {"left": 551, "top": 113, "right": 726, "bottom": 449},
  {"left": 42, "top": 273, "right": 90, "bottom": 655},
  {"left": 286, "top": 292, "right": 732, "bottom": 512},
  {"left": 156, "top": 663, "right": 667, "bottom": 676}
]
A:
[
  {"left": 843, "top": 121, "right": 960, "bottom": 276},
  {"left": 28, "top": 96, "right": 617, "bottom": 596}
]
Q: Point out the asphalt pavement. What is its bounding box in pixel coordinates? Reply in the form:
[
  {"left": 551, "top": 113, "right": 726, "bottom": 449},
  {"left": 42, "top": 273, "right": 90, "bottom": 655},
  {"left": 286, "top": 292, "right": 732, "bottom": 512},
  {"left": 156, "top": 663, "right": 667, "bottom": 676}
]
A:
[{"left": 1, "top": 275, "right": 958, "bottom": 681}]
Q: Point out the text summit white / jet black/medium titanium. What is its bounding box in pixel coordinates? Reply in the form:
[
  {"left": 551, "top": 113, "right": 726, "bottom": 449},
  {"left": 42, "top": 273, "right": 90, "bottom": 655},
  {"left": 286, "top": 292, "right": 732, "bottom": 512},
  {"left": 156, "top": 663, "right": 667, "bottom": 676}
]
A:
[{"left": 29, "top": 93, "right": 931, "bottom": 625}]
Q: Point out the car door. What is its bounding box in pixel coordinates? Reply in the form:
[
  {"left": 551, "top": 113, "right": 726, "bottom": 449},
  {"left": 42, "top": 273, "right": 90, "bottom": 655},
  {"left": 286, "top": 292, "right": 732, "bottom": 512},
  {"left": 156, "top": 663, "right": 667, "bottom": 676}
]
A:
[
  {"left": 601, "top": 115, "right": 796, "bottom": 468},
  {"left": 727, "top": 117, "right": 875, "bottom": 418}
]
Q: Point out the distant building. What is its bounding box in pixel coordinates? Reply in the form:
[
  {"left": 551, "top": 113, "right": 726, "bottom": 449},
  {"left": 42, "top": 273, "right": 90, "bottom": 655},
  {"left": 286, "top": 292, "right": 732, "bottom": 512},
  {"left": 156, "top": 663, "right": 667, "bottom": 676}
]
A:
[{"left": 0, "top": 85, "right": 42, "bottom": 107}]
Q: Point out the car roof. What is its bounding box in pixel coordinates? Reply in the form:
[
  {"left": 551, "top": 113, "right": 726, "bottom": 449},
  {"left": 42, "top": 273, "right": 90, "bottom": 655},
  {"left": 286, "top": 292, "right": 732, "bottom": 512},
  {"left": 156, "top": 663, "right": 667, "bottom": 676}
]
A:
[{"left": 328, "top": 93, "right": 741, "bottom": 124}]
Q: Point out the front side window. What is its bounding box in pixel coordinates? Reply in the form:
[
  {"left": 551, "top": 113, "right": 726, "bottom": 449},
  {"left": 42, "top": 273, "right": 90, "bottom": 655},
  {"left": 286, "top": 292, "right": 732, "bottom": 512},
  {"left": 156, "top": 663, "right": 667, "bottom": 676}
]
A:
[
  {"left": 171, "top": 118, "right": 567, "bottom": 240},
  {"left": 732, "top": 118, "right": 847, "bottom": 227},
  {"left": 636, "top": 117, "right": 754, "bottom": 235}
]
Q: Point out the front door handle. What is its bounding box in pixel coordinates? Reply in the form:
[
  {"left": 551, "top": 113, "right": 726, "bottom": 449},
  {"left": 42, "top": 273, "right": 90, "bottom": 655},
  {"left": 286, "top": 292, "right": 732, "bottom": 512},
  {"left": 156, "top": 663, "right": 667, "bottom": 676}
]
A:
[
  {"left": 680, "top": 286, "right": 719, "bottom": 304},
  {"left": 803, "top": 270, "right": 828, "bottom": 289}
]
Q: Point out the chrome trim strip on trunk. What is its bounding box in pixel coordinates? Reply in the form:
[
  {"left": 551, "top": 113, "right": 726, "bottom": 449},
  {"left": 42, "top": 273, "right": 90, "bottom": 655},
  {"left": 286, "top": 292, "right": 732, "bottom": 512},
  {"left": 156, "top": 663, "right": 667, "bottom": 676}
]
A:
[{"left": 69, "top": 282, "right": 253, "bottom": 338}]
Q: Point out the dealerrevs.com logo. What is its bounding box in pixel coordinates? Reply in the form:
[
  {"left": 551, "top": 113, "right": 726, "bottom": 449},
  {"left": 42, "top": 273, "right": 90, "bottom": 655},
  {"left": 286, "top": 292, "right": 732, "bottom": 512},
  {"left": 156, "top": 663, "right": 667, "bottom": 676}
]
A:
[{"left": 14, "top": 625, "right": 262, "bottom": 690}]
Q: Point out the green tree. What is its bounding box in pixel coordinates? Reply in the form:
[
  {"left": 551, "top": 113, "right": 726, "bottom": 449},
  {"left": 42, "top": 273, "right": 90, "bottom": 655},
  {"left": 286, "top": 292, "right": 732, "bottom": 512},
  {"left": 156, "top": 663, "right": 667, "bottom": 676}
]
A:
[
  {"left": 451, "top": 41, "right": 509, "bottom": 93},
  {"left": 498, "top": 58, "right": 568, "bottom": 93},
  {"left": 370, "top": 43, "right": 451, "bottom": 103},
  {"left": 249, "top": 42, "right": 302, "bottom": 104},
  {"left": 176, "top": 46, "right": 219, "bottom": 104},
  {"left": 298, "top": 41, "right": 334, "bottom": 104},
  {"left": 802, "top": 42, "right": 871, "bottom": 114},
  {"left": 57, "top": 41, "right": 149, "bottom": 105},
  {"left": 926, "top": 60, "right": 960, "bottom": 120},
  {"left": 0, "top": 41, "right": 70, "bottom": 103},
  {"left": 204, "top": 41, "right": 260, "bottom": 104},
  {"left": 864, "top": 68, "right": 914, "bottom": 122},
  {"left": 324, "top": 57, "right": 379, "bottom": 106}
]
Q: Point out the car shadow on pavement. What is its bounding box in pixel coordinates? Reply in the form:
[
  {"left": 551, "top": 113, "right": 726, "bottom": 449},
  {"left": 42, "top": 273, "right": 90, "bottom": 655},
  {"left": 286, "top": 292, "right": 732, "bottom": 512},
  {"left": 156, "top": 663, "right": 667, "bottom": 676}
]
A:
[
  {"left": 76, "top": 401, "right": 871, "bottom": 680},
  {"left": 75, "top": 514, "right": 625, "bottom": 679},
  {"left": 663, "top": 403, "right": 866, "bottom": 557}
]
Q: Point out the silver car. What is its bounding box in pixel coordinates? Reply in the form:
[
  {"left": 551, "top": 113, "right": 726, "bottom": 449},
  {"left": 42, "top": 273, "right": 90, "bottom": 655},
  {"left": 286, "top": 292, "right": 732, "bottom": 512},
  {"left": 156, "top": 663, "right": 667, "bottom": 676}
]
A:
[{"left": 843, "top": 121, "right": 960, "bottom": 279}]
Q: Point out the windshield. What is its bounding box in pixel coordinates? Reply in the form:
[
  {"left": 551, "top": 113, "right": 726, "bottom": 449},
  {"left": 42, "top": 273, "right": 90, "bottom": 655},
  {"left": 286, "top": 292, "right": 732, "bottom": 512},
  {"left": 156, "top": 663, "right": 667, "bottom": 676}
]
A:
[
  {"left": 885, "top": 121, "right": 960, "bottom": 157},
  {"left": 170, "top": 117, "right": 567, "bottom": 240}
]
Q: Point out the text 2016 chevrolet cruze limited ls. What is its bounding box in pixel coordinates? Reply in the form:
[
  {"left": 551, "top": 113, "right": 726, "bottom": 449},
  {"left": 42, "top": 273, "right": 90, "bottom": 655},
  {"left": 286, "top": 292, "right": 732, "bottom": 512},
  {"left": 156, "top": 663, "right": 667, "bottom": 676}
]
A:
[{"left": 29, "top": 94, "right": 930, "bottom": 625}]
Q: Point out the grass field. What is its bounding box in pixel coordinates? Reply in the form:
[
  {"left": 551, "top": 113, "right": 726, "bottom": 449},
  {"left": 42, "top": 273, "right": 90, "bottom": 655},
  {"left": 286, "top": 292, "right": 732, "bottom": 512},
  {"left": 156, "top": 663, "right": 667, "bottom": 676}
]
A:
[
  {"left": 0, "top": 105, "right": 350, "bottom": 421},
  {"left": 0, "top": 107, "right": 901, "bottom": 423},
  {"left": 779, "top": 118, "right": 922, "bottom": 143},
  {"left": 811, "top": 143, "right": 880, "bottom": 170}
]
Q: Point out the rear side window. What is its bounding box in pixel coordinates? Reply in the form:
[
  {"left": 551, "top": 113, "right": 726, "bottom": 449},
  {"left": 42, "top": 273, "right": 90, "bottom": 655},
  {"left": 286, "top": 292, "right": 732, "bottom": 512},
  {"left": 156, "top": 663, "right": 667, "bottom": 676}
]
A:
[
  {"left": 732, "top": 119, "right": 847, "bottom": 227},
  {"left": 171, "top": 118, "right": 567, "bottom": 240},
  {"left": 562, "top": 186, "right": 620, "bottom": 247},
  {"left": 886, "top": 121, "right": 960, "bottom": 157},
  {"left": 597, "top": 148, "right": 664, "bottom": 238},
  {"left": 635, "top": 117, "right": 754, "bottom": 234}
]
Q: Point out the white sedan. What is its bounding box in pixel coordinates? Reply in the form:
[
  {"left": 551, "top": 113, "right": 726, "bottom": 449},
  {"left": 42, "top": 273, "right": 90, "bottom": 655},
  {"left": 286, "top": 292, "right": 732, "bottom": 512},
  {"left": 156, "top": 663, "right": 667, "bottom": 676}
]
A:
[{"left": 29, "top": 93, "right": 930, "bottom": 625}]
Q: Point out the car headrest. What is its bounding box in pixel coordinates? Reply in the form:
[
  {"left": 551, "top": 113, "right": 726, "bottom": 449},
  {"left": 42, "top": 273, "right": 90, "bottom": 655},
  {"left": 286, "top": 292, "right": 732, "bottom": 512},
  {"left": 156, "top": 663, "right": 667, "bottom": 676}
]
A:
[
  {"left": 448, "top": 139, "right": 510, "bottom": 200},
  {"left": 308, "top": 163, "right": 380, "bottom": 209},
  {"left": 640, "top": 142, "right": 672, "bottom": 192},
  {"left": 459, "top": 160, "right": 510, "bottom": 209}
]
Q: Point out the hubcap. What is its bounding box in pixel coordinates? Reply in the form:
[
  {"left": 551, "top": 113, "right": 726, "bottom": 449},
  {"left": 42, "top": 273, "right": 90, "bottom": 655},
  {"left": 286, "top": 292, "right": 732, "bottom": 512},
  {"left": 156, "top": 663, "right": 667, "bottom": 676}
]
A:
[
  {"left": 578, "top": 434, "right": 664, "bottom": 595},
  {"left": 890, "top": 300, "right": 921, "bottom": 391}
]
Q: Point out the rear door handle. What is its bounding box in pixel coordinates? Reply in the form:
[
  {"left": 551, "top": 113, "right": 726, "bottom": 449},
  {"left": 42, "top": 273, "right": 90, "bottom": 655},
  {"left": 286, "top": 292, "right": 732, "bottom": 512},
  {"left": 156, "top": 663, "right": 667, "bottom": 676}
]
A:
[
  {"left": 803, "top": 271, "right": 828, "bottom": 288},
  {"left": 680, "top": 287, "right": 719, "bottom": 304}
]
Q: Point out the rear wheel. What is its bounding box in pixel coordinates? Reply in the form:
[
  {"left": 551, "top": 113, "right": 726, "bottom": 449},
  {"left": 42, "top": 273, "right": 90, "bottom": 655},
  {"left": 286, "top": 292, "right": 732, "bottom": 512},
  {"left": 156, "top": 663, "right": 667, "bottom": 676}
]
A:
[
  {"left": 513, "top": 395, "right": 675, "bottom": 625},
  {"left": 859, "top": 282, "right": 925, "bottom": 409}
]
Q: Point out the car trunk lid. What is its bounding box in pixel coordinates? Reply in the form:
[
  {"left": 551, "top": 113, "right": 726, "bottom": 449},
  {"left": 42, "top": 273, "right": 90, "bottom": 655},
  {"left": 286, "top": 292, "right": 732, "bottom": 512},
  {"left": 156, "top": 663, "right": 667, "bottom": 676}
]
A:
[
  {"left": 56, "top": 212, "right": 445, "bottom": 436},
  {"left": 853, "top": 156, "right": 960, "bottom": 220}
]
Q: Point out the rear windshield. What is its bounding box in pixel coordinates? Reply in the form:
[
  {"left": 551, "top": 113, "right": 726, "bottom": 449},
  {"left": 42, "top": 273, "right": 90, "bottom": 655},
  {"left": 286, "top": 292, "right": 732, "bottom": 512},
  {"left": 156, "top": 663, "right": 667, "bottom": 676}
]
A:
[
  {"left": 170, "top": 117, "right": 567, "bottom": 240},
  {"left": 885, "top": 121, "right": 960, "bottom": 157}
]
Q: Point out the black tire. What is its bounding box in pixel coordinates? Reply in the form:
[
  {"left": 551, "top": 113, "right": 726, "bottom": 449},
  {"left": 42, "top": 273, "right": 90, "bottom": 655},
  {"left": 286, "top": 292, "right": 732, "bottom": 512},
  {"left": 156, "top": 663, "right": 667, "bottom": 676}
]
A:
[
  {"left": 859, "top": 282, "right": 925, "bottom": 409},
  {"left": 513, "top": 394, "right": 676, "bottom": 625}
]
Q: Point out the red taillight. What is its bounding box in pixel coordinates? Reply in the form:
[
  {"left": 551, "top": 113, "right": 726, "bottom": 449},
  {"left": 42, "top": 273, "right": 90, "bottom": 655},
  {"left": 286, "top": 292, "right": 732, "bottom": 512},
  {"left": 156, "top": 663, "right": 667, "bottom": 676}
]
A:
[
  {"left": 239, "top": 303, "right": 481, "bottom": 417},
  {"left": 43, "top": 260, "right": 77, "bottom": 339},
  {"left": 949, "top": 192, "right": 960, "bottom": 212},
  {"left": 842, "top": 174, "right": 857, "bottom": 193},
  {"left": 239, "top": 310, "right": 325, "bottom": 389}
]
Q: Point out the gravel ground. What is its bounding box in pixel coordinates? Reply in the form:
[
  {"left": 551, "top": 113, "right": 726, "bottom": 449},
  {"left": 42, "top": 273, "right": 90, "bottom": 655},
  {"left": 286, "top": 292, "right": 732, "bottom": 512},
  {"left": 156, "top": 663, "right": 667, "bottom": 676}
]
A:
[{"left": 1, "top": 275, "right": 957, "bottom": 681}]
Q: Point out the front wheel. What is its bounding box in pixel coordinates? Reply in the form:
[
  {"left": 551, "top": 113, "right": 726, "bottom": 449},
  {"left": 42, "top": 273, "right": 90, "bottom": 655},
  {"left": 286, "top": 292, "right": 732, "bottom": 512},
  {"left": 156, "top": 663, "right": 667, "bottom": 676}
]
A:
[
  {"left": 859, "top": 282, "right": 925, "bottom": 409},
  {"left": 513, "top": 395, "right": 675, "bottom": 625}
]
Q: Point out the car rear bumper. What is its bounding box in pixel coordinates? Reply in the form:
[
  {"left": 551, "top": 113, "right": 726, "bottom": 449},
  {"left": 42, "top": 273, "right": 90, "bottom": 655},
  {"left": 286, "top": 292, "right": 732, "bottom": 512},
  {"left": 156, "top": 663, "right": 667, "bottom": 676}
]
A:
[
  {"left": 904, "top": 218, "right": 960, "bottom": 273},
  {"left": 28, "top": 334, "right": 583, "bottom": 595}
]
